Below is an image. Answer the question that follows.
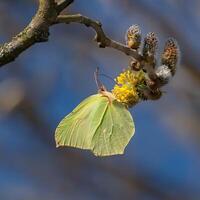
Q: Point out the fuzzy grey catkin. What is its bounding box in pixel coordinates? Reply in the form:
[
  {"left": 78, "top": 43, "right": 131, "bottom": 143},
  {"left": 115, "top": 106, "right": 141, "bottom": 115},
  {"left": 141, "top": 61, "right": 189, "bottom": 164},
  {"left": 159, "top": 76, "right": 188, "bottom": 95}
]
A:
[{"left": 155, "top": 65, "right": 172, "bottom": 86}]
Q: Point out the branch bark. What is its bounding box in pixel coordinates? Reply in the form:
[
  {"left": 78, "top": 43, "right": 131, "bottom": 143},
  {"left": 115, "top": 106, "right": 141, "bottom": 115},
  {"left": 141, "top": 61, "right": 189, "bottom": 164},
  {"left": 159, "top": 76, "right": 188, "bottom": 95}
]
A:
[
  {"left": 56, "top": 14, "right": 142, "bottom": 61},
  {"left": 56, "top": 0, "right": 74, "bottom": 14},
  {"left": 0, "top": 0, "right": 57, "bottom": 66},
  {"left": 0, "top": 1, "right": 142, "bottom": 67}
]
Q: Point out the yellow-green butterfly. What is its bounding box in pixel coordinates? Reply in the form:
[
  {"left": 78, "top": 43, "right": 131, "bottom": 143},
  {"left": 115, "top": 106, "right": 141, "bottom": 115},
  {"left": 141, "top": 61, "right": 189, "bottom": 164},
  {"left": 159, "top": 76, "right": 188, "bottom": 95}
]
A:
[{"left": 55, "top": 90, "right": 135, "bottom": 157}]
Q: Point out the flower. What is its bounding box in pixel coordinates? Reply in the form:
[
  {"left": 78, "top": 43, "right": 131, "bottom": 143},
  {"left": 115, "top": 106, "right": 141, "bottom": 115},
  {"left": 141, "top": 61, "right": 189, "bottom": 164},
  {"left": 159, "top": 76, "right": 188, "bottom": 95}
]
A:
[{"left": 112, "top": 69, "right": 146, "bottom": 107}]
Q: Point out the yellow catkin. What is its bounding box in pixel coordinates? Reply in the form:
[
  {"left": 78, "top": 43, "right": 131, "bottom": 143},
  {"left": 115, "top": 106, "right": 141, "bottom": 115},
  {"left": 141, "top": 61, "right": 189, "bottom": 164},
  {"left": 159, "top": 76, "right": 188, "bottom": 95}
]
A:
[{"left": 112, "top": 69, "right": 146, "bottom": 107}]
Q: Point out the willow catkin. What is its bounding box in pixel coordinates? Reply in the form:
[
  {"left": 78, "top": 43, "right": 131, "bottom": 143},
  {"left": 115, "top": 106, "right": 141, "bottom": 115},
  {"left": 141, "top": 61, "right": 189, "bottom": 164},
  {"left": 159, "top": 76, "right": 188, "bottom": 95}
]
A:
[
  {"left": 161, "top": 38, "right": 179, "bottom": 76},
  {"left": 125, "top": 25, "right": 141, "bottom": 50},
  {"left": 143, "top": 32, "right": 158, "bottom": 59}
]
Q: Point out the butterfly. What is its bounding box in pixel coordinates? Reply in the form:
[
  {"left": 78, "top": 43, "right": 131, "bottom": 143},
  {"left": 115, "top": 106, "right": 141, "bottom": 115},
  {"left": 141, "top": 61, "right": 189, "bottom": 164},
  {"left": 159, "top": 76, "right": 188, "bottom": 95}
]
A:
[{"left": 55, "top": 90, "right": 134, "bottom": 157}]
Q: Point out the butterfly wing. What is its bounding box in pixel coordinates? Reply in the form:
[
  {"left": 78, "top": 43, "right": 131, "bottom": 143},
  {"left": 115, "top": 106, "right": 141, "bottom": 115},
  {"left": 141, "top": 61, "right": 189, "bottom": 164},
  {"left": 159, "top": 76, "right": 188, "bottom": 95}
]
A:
[
  {"left": 55, "top": 94, "right": 135, "bottom": 156},
  {"left": 55, "top": 94, "right": 109, "bottom": 150},
  {"left": 91, "top": 100, "right": 135, "bottom": 156}
]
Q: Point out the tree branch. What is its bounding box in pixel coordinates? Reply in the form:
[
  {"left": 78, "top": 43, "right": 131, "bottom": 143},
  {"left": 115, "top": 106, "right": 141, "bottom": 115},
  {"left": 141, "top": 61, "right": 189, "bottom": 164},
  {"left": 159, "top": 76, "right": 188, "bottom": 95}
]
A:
[
  {"left": 0, "top": 2, "right": 143, "bottom": 68},
  {"left": 56, "top": 0, "right": 74, "bottom": 14},
  {"left": 0, "top": 0, "right": 57, "bottom": 67},
  {"left": 56, "top": 14, "right": 143, "bottom": 61}
]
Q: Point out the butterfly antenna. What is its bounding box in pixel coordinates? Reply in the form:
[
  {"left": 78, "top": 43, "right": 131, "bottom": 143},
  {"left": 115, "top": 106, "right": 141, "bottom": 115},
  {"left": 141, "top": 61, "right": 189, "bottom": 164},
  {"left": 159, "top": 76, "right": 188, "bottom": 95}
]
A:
[
  {"left": 99, "top": 73, "right": 118, "bottom": 85},
  {"left": 94, "top": 67, "right": 106, "bottom": 91}
]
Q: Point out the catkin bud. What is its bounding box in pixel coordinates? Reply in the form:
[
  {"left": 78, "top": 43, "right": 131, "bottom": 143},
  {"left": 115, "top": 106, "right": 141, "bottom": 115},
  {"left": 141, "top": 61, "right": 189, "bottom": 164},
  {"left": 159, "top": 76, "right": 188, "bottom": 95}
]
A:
[
  {"left": 155, "top": 65, "right": 172, "bottom": 86},
  {"left": 129, "top": 59, "right": 141, "bottom": 71},
  {"left": 143, "top": 32, "right": 158, "bottom": 59},
  {"left": 161, "top": 38, "right": 179, "bottom": 76},
  {"left": 125, "top": 25, "right": 141, "bottom": 49}
]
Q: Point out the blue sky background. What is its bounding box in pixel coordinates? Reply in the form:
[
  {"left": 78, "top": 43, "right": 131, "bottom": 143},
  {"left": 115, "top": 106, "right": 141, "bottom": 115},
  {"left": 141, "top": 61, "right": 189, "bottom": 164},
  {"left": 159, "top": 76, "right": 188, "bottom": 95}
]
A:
[{"left": 0, "top": 0, "right": 200, "bottom": 199}]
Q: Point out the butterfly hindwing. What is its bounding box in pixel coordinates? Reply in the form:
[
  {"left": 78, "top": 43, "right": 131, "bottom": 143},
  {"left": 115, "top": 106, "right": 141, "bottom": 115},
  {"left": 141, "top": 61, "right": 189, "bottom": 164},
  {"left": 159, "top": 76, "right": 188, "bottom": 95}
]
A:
[
  {"left": 92, "top": 100, "right": 135, "bottom": 156},
  {"left": 55, "top": 94, "right": 135, "bottom": 156}
]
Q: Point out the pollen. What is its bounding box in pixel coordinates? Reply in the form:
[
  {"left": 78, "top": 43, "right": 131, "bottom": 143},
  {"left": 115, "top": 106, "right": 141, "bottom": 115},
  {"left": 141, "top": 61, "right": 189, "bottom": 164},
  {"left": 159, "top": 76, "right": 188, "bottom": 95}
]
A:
[{"left": 112, "top": 69, "right": 146, "bottom": 107}]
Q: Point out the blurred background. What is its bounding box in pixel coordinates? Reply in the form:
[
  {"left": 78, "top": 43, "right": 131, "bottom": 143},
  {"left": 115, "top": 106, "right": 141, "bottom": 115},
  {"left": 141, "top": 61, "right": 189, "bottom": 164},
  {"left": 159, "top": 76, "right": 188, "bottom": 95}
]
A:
[{"left": 0, "top": 0, "right": 200, "bottom": 199}]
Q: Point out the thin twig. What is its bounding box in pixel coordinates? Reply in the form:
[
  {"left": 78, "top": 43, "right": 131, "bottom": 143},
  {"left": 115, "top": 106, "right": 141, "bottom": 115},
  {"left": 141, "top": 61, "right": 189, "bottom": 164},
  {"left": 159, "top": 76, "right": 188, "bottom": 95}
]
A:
[
  {"left": 56, "top": 0, "right": 74, "bottom": 14},
  {"left": 56, "top": 14, "right": 143, "bottom": 61}
]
